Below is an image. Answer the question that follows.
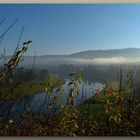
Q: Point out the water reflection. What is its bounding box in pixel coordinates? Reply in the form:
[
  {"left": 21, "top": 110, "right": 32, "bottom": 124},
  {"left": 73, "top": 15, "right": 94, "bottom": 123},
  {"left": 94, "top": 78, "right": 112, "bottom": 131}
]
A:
[{"left": 0, "top": 80, "right": 105, "bottom": 121}]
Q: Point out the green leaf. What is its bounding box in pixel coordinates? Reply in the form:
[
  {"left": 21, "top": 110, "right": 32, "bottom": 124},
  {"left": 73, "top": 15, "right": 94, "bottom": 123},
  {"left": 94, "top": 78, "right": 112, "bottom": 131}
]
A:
[
  {"left": 27, "top": 40, "right": 32, "bottom": 44},
  {"left": 61, "top": 105, "right": 64, "bottom": 109},
  {"left": 5, "top": 125, "right": 9, "bottom": 129},
  {"left": 117, "top": 113, "right": 121, "bottom": 118},
  {"left": 78, "top": 79, "right": 81, "bottom": 84},
  {"left": 60, "top": 91, "right": 64, "bottom": 96},
  {"left": 73, "top": 84, "right": 77, "bottom": 91},
  {"left": 45, "top": 87, "right": 48, "bottom": 92},
  {"left": 16, "top": 50, "right": 22, "bottom": 55},
  {"left": 76, "top": 91, "right": 79, "bottom": 97},
  {"left": 130, "top": 131, "right": 136, "bottom": 135},
  {"left": 105, "top": 108, "right": 109, "bottom": 113},
  {"left": 69, "top": 89, "right": 74, "bottom": 97},
  {"left": 74, "top": 123, "right": 79, "bottom": 129},
  {"left": 80, "top": 74, "right": 84, "bottom": 81},
  {"left": 23, "top": 42, "right": 27, "bottom": 45},
  {"left": 24, "top": 47, "right": 28, "bottom": 52},
  {"left": 68, "top": 82, "right": 73, "bottom": 87},
  {"left": 106, "top": 99, "right": 110, "bottom": 105},
  {"left": 114, "top": 118, "right": 118, "bottom": 123},
  {"left": 69, "top": 72, "right": 77, "bottom": 76},
  {"left": 56, "top": 88, "right": 60, "bottom": 92},
  {"left": 23, "top": 40, "right": 32, "bottom": 46},
  {"left": 48, "top": 105, "right": 53, "bottom": 109},
  {"left": 109, "top": 116, "right": 114, "bottom": 122}
]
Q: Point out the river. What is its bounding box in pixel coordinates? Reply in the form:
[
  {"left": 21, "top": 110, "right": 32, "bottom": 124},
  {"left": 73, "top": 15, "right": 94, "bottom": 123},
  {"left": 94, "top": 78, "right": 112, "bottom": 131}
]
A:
[{"left": 0, "top": 80, "right": 105, "bottom": 122}]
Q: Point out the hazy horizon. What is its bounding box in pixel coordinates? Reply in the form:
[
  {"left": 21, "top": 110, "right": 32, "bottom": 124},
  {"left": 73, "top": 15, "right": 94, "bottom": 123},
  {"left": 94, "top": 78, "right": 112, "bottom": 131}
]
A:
[{"left": 4, "top": 47, "right": 140, "bottom": 56}]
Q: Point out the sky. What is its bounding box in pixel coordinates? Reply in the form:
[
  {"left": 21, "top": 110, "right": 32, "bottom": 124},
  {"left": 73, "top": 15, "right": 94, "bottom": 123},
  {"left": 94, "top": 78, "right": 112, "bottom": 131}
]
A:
[{"left": 0, "top": 4, "right": 140, "bottom": 55}]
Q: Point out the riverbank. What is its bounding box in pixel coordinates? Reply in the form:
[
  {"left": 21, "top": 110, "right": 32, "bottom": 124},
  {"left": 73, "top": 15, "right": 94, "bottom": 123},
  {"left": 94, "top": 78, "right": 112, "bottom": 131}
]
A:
[{"left": 3, "top": 75, "right": 65, "bottom": 101}]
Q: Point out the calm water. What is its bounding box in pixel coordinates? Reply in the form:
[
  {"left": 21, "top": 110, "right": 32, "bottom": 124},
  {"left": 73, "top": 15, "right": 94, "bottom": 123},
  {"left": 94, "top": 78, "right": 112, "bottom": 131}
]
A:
[{"left": 0, "top": 80, "right": 105, "bottom": 121}]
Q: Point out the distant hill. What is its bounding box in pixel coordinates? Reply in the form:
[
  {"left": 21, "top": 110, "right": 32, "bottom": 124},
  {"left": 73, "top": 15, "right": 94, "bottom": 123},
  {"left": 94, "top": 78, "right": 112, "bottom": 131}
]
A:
[
  {"left": 1, "top": 48, "right": 140, "bottom": 67},
  {"left": 5, "top": 48, "right": 140, "bottom": 59},
  {"left": 70, "top": 48, "right": 140, "bottom": 58}
]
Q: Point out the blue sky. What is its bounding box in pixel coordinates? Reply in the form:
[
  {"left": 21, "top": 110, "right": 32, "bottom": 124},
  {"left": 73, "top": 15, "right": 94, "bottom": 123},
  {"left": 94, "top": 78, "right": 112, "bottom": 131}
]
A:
[{"left": 0, "top": 4, "right": 140, "bottom": 55}]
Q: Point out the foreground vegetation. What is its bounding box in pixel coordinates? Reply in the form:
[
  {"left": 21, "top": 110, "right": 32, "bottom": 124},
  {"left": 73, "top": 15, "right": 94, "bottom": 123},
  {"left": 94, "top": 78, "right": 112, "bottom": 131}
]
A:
[
  {"left": 0, "top": 40, "right": 140, "bottom": 136},
  {"left": 0, "top": 82, "right": 140, "bottom": 136}
]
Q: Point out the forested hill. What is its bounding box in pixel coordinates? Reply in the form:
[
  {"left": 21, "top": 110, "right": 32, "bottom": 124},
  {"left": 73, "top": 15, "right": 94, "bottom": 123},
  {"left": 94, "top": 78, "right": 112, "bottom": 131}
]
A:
[{"left": 70, "top": 48, "right": 140, "bottom": 58}]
